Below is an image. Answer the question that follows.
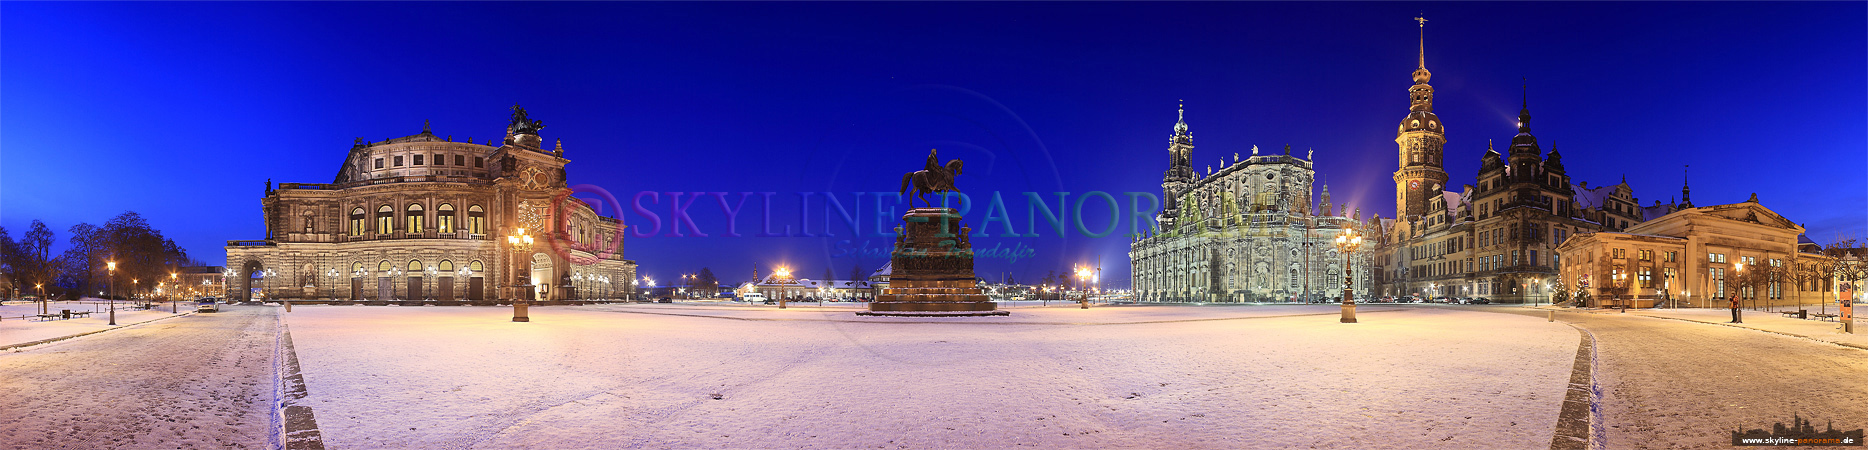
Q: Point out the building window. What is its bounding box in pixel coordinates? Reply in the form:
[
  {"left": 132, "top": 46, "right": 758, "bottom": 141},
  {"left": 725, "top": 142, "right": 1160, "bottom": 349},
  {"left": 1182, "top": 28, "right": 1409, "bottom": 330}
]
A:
[
  {"left": 409, "top": 260, "right": 424, "bottom": 272},
  {"left": 1613, "top": 248, "right": 1626, "bottom": 259},
  {"left": 394, "top": 156, "right": 404, "bottom": 167},
  {"left": 456, "top": 155, "right": 465, "bottom": 166},
  {"left": 349, "top": 208, "right": 365, "bottom": 236},
  {"left": 1665, "top": 251, "right": 1677, "bottom": 262},
  {"left": 377, "top": 205, "right": 393, "bottom": 233},
  {"left": 1553, "top": 253, "right": 1561, "bottom": 268},
  {"left": 1638, "top": 250, "right": 1652, "bottom": 261},
  {"left": 1512, "top": 250, "right": 1520, "bottom": 266},
  {"left": 374, "top": 158, "right": 384, "bottom": 169},
  {"left": 432, "top": 154, "right": 440, "bottom": 166},
  {"left": 414, "top": 154, "right": 424, "bottom": 165},
  {"left": 1712, "top": 267, "right": 1726, "bottom": 298},
  {"left": 1663, "top": 267, "right": 1676, "bottom": 287},
  {"left": 437, "top": 203, "right": 455, "bottom": 233},
  {"left": 406, "top": 204, "right": 425, "bottom": 233},
  {"left": 474, "top": 157, "right": 484, "bottom": 168},
  {"left": 1531, "top": 250, "right": 1539, "bottom": 267},
  {"left": 468, "top": 205, "right": 485, "bottom": 234},
  {"left": 1638, "top": 267, "right": 1653, "bottom": 288}
]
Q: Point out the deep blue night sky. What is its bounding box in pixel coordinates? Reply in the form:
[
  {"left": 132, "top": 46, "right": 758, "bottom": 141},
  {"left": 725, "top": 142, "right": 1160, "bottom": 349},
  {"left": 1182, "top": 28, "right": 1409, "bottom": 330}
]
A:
[{"left": 4, "top": 2, "right": 1864, "bottom": 287}]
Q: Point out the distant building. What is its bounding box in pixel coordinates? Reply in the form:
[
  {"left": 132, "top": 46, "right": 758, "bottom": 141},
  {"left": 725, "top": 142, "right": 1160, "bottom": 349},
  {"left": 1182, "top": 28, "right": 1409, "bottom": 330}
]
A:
[
  {"left": 751, "top": 272, "right": 873, "bottom": 300},
  {"left": 1557, "top": 196, "right": 1834, "bottom": 308},
  {"left": 1128, "top": 105, "right": 1373, "bottom": 303},
  {"left": 176, "top": 265, "right": 226, "bottom": 299},
  {"left": 224, "top": 108, "right": 636, "bottom": 303}
]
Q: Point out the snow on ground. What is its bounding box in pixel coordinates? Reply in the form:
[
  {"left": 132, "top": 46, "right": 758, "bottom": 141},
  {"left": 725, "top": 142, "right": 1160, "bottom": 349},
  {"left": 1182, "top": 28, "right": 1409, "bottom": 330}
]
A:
[
  {"left": 0, "top": 305, "right": 279, "bottom": 450},
  {"left": 1621, "top": 306, "right": 1868, "bottom": 347},
  {"left": 285, "top": 303, "right": 1578, "bottom": 449},
  {"left": 0, "top": 300, "right": 187, "bottom": 348}
]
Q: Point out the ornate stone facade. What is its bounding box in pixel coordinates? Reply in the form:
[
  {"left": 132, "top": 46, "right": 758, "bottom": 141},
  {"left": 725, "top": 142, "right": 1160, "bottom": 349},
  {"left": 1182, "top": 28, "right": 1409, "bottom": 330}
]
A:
[
  {"left": 1368, "top": 25, "right": 1655, "bottom": 303},
  {"left": 1129, "top": 106, "right": 1375, "bottom": 303},
  {"left": 224, "top": 108, "right": 636, "bottom": 303},
  {"left": 1557, "top": 198, "right": 1833, "bottom": 308}
]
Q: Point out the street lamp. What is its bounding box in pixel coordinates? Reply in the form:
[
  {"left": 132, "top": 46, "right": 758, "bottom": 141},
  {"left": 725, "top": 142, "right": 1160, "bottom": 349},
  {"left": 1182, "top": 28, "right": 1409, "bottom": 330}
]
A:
[
  {"left": 643, "top": 277, "right": 655, "bottom": 301},
  {"left": 1075, "top": 266, "right": 1092, "bottom": 309},
  {"left": 171, "top": 272, "right": 179, "bottom": 313},
  {"left": 263, "top": 268, "right": 278, "bottom": 301},
  {"left": 507, "top": 227, "right": 535, "bottom": 322},
  {"left": 774, "top": 266, "right": 791, "bottom": 309},
  {"left": 107, "top": 261, "right": 117, "bottom": 325},
  {"left": 424, "top": 266, "right": 438, "bottom": 301},
  {"left": 1333, "top": 226, "right": 1363, "bottom": 324},
  {"left": 326, "top": 268, "right": 340, "bottom": 300}
]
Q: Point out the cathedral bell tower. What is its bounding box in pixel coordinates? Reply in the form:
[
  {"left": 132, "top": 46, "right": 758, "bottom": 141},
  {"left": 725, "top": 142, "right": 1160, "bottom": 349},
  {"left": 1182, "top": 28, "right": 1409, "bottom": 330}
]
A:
[
  {"left": 1393, "top": 17, "right": 1450, "bottom": 222},
  {"left": 1161, "top": 102, "right": 1196, "bottom": 223}
]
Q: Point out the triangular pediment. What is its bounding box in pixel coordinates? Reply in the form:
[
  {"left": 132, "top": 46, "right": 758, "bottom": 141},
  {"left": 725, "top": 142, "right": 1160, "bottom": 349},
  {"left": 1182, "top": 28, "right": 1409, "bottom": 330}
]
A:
[{"left": 1704, "top": 202, "right": 1798, "bottom": 230}]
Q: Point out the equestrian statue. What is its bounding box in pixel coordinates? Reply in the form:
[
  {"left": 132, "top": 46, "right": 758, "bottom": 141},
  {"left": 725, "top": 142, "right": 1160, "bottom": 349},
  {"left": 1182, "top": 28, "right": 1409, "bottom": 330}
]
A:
[{"left": 901, "top": 148, "right": 965, "bottom": 209}]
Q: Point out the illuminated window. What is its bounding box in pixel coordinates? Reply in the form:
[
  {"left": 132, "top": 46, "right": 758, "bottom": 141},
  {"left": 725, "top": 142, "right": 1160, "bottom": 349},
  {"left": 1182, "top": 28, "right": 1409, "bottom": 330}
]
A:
[
  {"left": 377, "top": 205, "right": 393, "bottom": 233},
  {"left": 406, "top": 204, "right": 425, "bottom": 234},
  {"left": 1638, "top": 267, "right": 1652, "bottom": 288},
  {"left": 349, "top": 208, "right": 365, "bottom": 236},
  {"left": 468, "top": 205, "right": 485, "bottom": 234},
  {"left": 437, "top": 204, "right": 455, "bottom": 233}
]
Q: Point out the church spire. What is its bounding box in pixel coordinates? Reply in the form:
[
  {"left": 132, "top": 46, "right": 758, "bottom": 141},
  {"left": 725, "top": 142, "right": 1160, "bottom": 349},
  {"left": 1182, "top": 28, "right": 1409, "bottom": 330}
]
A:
[
  {"left": 1173, "top": 100, "right": 1189, "bottom": 136},
  {"left": 1680, "top": 164, "right": 1694, "bottom": 208},
  {"left": 1416, "top": 15, "right": 1428, "bottom": 69}
]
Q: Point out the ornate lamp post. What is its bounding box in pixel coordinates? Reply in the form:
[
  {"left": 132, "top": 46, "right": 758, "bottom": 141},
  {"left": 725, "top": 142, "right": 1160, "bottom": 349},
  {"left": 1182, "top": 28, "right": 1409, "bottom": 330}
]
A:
[
  {"left": 774, "top": 266, "right": 791, "bottom": 309},
  {"left": 326, "top": 268, "right": 340, "bottom": 300},
  {"left": 1075, "top": 266, "right": 1093, "bottom": 309},
  {"left": 456, "top": 267, "right": 471, "bottom": 302},
  {"left": 384, "top": 266, "right": 403, "bottom": 300},
  {"left": 507, "top": 227, "right": 535, "bottom": 322},
  {"left": 263, "top": 268, "right": 278, "bottom": 301},
  {"left": 1333, "top": 225, "right": 1363, "bottom": 323},
  {"left": 170, "top": 273, "right": 179, "bottom": 313},
  {"left": 351, "top": 267, "right": 368, "bottom": 300},
  {"left": 107, "top": 261, "right": 117, "bottom": 325},
  {"left": 642, "top": 277, "right": 655, "bottom": 302},
  {"left": 1613, "top": 272, "right": 1629, "bottom": 313},
  {"left": 424, "top": 266, "right": 438, "bottom": 301}
]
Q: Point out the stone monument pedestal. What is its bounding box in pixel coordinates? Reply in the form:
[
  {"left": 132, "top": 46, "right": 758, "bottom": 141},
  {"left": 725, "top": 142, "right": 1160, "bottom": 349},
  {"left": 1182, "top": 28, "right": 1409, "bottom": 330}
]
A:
[{"left": 858, "top": 208, "right": 1006, "bottom": 317}]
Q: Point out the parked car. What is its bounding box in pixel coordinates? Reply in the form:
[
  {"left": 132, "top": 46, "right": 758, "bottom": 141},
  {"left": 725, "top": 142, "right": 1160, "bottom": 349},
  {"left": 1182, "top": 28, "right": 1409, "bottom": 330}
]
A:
[
  {"left": 741, "top": 293, "right": 767, "bottom": 304},
  {"left": 196, "top": 299, "right": 219, "bottom": 313},
  {"left": 1470, "top": 297, "right": 1491, "bottom": 305},
  {"left": 657, "top": 297, "right": 673, "bottom": 303}
]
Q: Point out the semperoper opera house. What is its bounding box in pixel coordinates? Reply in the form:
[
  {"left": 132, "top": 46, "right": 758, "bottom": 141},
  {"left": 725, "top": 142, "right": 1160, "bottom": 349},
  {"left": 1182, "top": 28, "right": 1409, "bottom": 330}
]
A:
[{"left": 224, "top": 106, "right": 637, "bottom": 304}]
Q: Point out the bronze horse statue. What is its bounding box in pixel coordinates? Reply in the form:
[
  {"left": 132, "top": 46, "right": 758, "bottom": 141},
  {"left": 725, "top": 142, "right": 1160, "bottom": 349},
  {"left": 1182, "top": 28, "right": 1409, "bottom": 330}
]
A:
[{"left": 901, "top": 158, "right": 964, "bottom": 209}]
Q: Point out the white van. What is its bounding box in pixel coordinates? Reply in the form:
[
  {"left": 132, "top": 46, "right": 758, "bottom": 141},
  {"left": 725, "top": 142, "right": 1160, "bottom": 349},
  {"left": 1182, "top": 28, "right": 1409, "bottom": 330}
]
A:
[{"left": 741, "top": 293, "right": 767, "bottom": 304}]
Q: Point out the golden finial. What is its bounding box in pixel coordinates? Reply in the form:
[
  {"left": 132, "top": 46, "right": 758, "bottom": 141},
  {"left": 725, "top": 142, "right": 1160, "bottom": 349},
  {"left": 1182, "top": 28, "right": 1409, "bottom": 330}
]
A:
[{"left": 1414, "top": 15, "right": 1428, "bottom": 69}]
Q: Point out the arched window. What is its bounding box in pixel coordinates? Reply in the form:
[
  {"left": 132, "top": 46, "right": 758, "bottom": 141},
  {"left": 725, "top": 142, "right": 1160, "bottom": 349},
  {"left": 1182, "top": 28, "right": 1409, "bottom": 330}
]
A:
[
  {"left": 1289, "top": 268, "right": 1300, "bottom": 289},
  {"left": 377, "top": 205, "right": 393, "bottom": 233},
  {"left": 352, "top": 262, "right": 364, "bottom": 275},
  {"left": 439, "top": 260, "right": 454, "bottom": 271},
  {"left": 409, "top": 260, "right": 424, "bottom": 271},
  {"left": 378, "top": 260, "right": 392, "bottom": 272},
  {"left": 469, "top": 260, "right": 484, "bottom": 272},
  {"left": 437, "top": 204, "right": 455, "bottom": 233},
  {"left": 350, "top": 208, "right": 366, "bottom": 236},
  {"left": 407, "top": 204, "right": 425, "bottom": 234},
  {"left": 468, "top": 205, "right": 485, "bottom": 235}
]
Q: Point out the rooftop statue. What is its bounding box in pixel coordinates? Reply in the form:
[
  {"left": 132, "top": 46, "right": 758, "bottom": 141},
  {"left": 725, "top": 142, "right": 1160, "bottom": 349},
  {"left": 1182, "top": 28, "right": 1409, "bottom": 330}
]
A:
[{"left": 508, "top": 104, "right": 546, "bottom": 136}]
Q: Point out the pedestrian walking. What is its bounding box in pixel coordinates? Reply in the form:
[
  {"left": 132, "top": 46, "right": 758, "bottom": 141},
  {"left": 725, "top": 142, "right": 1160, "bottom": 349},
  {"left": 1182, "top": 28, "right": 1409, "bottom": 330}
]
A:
[{"left": 1729, "top": 295, "right": 1742, "bottom": 323}]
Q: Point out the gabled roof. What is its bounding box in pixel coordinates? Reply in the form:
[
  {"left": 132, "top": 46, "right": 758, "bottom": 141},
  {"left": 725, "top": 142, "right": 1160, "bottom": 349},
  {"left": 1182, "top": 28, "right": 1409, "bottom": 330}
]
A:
[{"left": 1570, "top": 183, "right": 1616, "bottom": 209}]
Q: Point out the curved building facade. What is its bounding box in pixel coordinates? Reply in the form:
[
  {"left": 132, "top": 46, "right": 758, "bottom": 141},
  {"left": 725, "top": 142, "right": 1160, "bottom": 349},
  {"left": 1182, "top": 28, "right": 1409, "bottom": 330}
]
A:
[{"left": 224, "top": 107, "right": 636, "bottom": 303}]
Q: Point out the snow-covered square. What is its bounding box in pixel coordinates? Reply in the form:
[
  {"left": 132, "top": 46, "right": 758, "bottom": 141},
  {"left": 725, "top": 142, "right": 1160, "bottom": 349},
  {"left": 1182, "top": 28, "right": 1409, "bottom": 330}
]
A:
[{"left": 282, "top": 303, "right": 1578, "bottom": 449}]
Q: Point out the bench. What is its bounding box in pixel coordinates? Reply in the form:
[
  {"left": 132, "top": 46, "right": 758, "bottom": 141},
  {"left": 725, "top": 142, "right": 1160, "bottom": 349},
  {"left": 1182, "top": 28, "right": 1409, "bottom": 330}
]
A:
[
  {"left": 1780, "top": 311, "right": 1803, "bottom": 318},
  {"left": 1812, "top": 313, "right": 1839, "bottom": 322},
  {"left": 35, "top": 313, "right": 62, "bottom": 321},
  {"left": 68, "top": 311, "right": 93, "bottom": 319}
]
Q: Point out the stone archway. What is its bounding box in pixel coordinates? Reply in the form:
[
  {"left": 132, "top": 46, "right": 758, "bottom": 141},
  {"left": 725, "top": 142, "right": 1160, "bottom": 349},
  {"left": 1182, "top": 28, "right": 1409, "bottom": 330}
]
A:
[
  {"left": 236, "top": 260, "right": 264, "bottom": 302},
  {"left": 531, "top": 252, "right": 553, "bottom": 301}
]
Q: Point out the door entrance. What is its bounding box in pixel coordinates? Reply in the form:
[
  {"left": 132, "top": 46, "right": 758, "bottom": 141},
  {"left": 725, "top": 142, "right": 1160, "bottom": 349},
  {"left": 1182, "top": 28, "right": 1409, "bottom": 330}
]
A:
[
  {"left": 408, "top": 277, "right": 424, "bottom": 300},
  {"left": 468, "top": 277, "right": 485, "bottom": 301},
  {"left": 377, "top": 277, "right": 390, "bottom": 300},
  {"left": 351, "top": 278, "right": 362, "bottom": 300},
  {"left": 439, "top": 277, "right": 454, "bottom": 301}
]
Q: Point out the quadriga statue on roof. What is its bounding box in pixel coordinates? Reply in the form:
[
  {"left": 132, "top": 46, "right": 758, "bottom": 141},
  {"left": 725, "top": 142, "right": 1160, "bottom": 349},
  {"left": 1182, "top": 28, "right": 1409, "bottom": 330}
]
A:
[
  {"left": 901, "top": 148, "right": 964, "bottom": 209},
  {"left": 508, "top": 104, "right": 546, "bottom": 136}
]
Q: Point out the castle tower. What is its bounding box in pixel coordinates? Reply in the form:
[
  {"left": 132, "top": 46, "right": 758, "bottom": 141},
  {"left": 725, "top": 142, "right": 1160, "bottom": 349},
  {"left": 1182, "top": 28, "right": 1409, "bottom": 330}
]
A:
[
  {"left": 1505, "top": 83, "right": 1545, "bottom": 181},
  {"left": 1161, "top": 102, "right": 1196, "bottom": 215},
  {"left": 1392, "top": 17, "right": 1450, "bottom": 221}
]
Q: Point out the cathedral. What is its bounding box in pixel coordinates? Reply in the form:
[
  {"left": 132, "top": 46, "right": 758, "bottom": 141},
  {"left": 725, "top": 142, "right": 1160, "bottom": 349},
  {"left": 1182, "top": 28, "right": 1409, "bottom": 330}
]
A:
[
  {"left": 1367, "top": 21, "right": 1666, "bottom": 303},
  {"left": 1128, "top": 105, "right": 1375, "bottom": 303},
  {"left": 224, "top": 106, "right": 637, "bottom": 304}
]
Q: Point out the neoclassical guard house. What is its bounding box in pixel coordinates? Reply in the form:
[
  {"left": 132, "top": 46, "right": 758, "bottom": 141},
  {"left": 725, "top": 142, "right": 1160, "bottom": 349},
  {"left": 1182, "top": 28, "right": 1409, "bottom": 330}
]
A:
[
  {"left": 225, "top": 107, "right": 636, "bottom": 304},
  {"left": 1556, "top": 196, "right": 1833, "bottom": 309}
]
